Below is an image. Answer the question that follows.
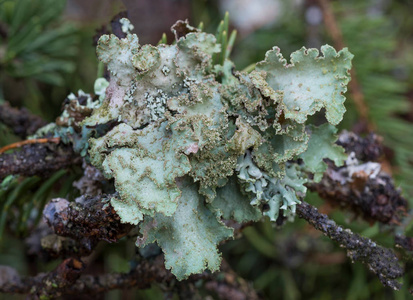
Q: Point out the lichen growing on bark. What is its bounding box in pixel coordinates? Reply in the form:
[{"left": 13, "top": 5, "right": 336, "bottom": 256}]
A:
[{"left": 33, "top": 19, "right": 353, "bottom": 280}]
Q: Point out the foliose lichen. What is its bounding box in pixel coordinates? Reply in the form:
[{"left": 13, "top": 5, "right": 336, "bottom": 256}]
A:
[{"left": 35, "top": 18, "right": 353, "bottom": 280}]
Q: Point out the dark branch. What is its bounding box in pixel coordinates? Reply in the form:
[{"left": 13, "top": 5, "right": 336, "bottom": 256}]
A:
[
  {"left": 395, "top": 235, "right": 413, "bottom": 253},
  {"left": 308, "top": 166, "right": 407, "bottom": 224},
  {"left": 43, "top": 195, "right": 133, "bottom": 243},
  {"left": 0, "top": 142, "right": 81, "bottom": 180},
  {"left": 25, "top": 222, "right": 96, "bottom": 259},
  {"left": 0, "top": 102, "right": 47, "bottom": 138},
  {"left": 0, "top": 258, "right": 85, "bottom": 297},
  {"left": 336, "top": 130, "right": 384, "bottom": 162},
  {"left": 308, "top": 131, "right": 407, "bottom": 224},
  {"left": 0, "top": 256, "right": 170, "bottom": 296},
  {"left": 296, "top": 201, "right": 403, "bottom": 290},
  {"left": 0, "top": 255, "right": 260, "bottom": 299}
]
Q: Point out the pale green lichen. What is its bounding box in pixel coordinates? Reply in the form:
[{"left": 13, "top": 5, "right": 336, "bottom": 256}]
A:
[
  {"left": 137, "top": 177, "right": 233, "bottom": 280},
  {"left": 49, "top": 18, "right": 353, "bottom": 280},
  {"left": 299, "top": 123, "right": 347, "bottom": 182},
  {"left": 120, "top": 18, "right": 134, "bottom": 34},
  {"left": 94, "top": 78, "right": 109, "bottom": 102},
  {"left": 254, "top": 45, "right": 353, "bottom": 125},
  {"left": 31, "top": 89, "right": 105, "bottom": 157}
]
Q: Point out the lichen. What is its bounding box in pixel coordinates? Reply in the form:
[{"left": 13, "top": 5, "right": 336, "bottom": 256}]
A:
[{"left": 38, "top": 18, "right": 353, "bottom": 280}]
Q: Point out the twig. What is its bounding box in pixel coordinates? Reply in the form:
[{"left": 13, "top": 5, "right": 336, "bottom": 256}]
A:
[
  {"left": 296, "top": 201, "right": 403, "bottom": 290},
  {"left": 43, "top": 195, "right": 134, "bottom": 243},
  {"left": 336, "top": 130, "right": 383, "bottom": 162},
  {"left": 0, "top": 254, "right": 260, "bottom": 299},
  {"left": 308, "top": 130, "right": 407, "bottom": 224},
  {"left": 207, "top": 259, "right": 261, "bottom": 300},
  {"left": 316, "top": 0, "right": 372, "bottom": 131},
  {"left": 0, "top": 137, "right": 60, "bottom": 154},
  {"left": 395, "top": 235, "right": 413, "bottom": 253},
  {"left": 0, "top": 256, "right": 169, "bottom": 297},
  {"left": 0, "top": 258, "right": 85, "bottom": 298},
  {"left": 0, "top": 102, "right": 47, "bottom": 138},
  {"left": 26, "top": 222, "right": 97, "bottom": 259},
  {"left": 308, "top": 166, "right": 407, "bottom": 224},
  {"left": 0, "top": 142, "right": 80, "bottom": 180}
]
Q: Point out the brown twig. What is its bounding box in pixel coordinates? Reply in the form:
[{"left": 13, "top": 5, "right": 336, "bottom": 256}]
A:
[
  {"left": 296, "top": 201, "right": 403, "bottom": 290},
  {"left": 25, "top": 222, "right": 97, "bottom": 260},
  {"left": 0, "top": 137, "right": 60, "bottom": 154},
  {"left": 316, "top": 0, "right": 372, "bottom": 131},
  {"left": 308, "top": 130, "right": 407, "bottom": 224},
  {"left": 0, "top": 254, "right": 260, "bottom": 299},
  {"left": 0, "top": 256, "right": 170, "bottom": 297},
  {"left": 43, "top": 195, "right": 134, "bottom": 243},
  {"left": 0, "top": 142, "right": 81, "bottom": 180},
  {"left": 0, "top": 258, "right": 85, "bottom": 298}
]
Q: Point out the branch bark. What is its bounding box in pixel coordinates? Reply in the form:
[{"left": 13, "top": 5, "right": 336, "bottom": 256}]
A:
[
  {"left": 296, "top": 201, "right": 403, "bottom": 290},
  {"left": 0, "top": 255, "right": 260, "bottom": 299},
  {"left": 309, "top": 130, "right": 407, "bottom": 224},
  {"left": 43, "top": 194, "right": 134, "bottom": 243},
  {"left": 0, "top": 258, "right": 85, "bottom": 298},
  {"left": 25, "top": 222, "right": 97, "bottom": 259},
  {"left": 0, "top": 142, "right": 81, "bottom": 180}
]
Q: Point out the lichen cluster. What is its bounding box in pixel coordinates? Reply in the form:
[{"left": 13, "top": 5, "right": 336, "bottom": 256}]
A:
[{"left": 38, "top": 18, "right": 353, "bottom": 280}]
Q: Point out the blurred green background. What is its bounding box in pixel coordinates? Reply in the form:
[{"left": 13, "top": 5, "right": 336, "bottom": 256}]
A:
[{"left": 1, "top": 0, "right": 413, "bottom": 299}]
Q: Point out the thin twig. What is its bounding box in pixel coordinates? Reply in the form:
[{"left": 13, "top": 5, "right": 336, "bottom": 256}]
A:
[
  {"left": 296, "top": 201, "right": 403, "bottom": 290},
  {"left": 0, "top": 137, "right": 60, "bottom": 154},
  {"left": 43, "top": 195, "right": 133, "bottom": 243},
  {"left": 0, "top": 255, "right": 260, "bottom": 299},
  {"left": 316, "top": 0, "right": 372, "bottom": 131}
]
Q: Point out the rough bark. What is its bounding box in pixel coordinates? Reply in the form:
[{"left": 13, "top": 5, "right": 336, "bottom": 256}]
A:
[
  {"left": 0, "top": 142, "right": 81, "bottom": 180},
  {"left": 296, "top": 201, "right": 403, "bottom": 290},
  {"left": 0, "top": 255, "right": 260, "bottom": 299},
  {"left": 43, "top": 194, "right": 133, "bottom": 244},
  {"left": 309, "top": 130, "right": 407, "bottom": 224}
]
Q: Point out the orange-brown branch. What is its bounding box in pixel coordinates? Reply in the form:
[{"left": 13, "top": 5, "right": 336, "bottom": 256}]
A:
[
  {"left": 0, "top": 138, "right": 61, "bottom": 154},
  {"left": 317, "top": 0, "right": 373, "bottom": 131}
]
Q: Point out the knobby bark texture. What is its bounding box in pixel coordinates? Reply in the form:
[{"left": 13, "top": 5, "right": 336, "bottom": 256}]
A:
[
  {"left": 296, "top": 201, "right": 403, "bottom": 290},
  {"left": 0, "top": 254, "right": 260, "bottom": 299},
  {"left": 0, "top": 142, "right": 81, "bottom": 180},
  {"left": 0, "top": 256, "right": 168, "bottom": 298},
  {"left": 27, "top": 228, "right": 97, "bottom": 259},
  {"left": 0, "top": 94, "right": 409, "bottom": 297},
  {"left": 43, "top": 194, "right": 134, "bottom": 244},
  {"left": 0, "top": 258, "right": 85, "bottom": 298},
  {"left": 309, "top": 131, "right": 407, "bottom": 224}
]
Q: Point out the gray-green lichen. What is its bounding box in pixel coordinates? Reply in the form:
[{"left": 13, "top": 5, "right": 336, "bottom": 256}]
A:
[
  {"left": 66, "top": 19, "right": 352, "bottom": 280},
  {"left": 31, "top": 86, "right": 106, "bottom": 157}
]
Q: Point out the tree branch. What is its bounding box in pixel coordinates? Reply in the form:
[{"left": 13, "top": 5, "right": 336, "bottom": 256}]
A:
[
  {"left": 308, "top": 130, "right": 407, "bottom": 224},
  {"left": 0, "top": 142, "right": 81, "bottom": 180},
  {"left": 43, "top": 194, "right": 134, "bottom": 244},
  {"left": 0, "top": 258, "right": 85, "bottom": 297},
  {"left": 0, "top": 254, "right": 260, "bottom": 299},
  {"left": 296, "top": 201, "right": 403, "bottom": 290},
  {"left": 25, "top": 222, "right": 97, "bottom": 259}
]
